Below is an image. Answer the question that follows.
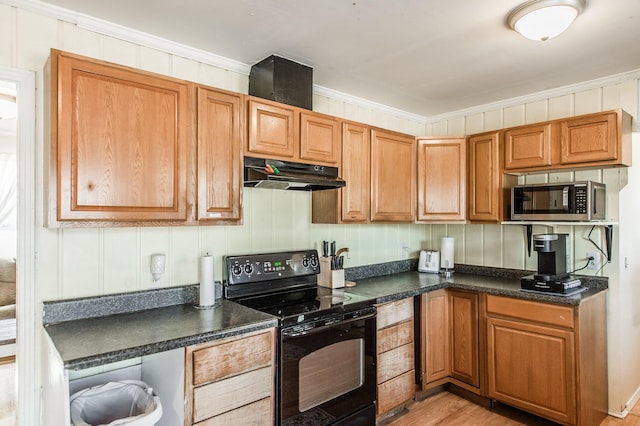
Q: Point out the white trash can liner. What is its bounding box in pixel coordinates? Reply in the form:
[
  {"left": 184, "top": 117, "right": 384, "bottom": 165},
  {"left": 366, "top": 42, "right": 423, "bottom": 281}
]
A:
[{"left": 70, "top": 380, "right": 162, "bottom": 426}]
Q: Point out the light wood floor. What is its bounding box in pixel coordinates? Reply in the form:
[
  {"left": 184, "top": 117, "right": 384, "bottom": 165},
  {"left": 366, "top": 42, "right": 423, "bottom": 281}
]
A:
[
  {"left": 390, "top": 391, "right": 640, "bottom": 426},
  {"left": 0, "top": 358, "right": 15, "bottom": 426}
]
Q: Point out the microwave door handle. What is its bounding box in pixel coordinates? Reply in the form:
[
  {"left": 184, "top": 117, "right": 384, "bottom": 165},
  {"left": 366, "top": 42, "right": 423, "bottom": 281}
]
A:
[
  {"left": 593, "top": 186, "right": 597, "bottom": 215},
  {"left": 562, "top": 186, "right": 570, "bottom": 209}
]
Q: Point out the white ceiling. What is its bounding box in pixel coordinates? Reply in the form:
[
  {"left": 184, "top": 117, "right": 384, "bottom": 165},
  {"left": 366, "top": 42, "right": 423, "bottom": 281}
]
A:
[{"left": 35, "top": 0, "right": 640, "bottom": 117}]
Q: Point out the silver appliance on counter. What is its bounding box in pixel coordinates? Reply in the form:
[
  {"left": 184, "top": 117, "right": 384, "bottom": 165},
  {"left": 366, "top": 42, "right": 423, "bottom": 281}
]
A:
[
  {"left": 418, "top": 250, "right": 440, "bottom": 273},
  {"left": 224, "top": 250, "right": 376, "bottom": 426},
  {"left": 511, "top": 181, "right": 606, "bottom": 221}
]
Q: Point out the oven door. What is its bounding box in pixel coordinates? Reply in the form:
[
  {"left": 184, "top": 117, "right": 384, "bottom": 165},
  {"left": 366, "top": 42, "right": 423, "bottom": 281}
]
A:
[{"left": 280, "top": 311, "right": 376, "bottom": 426}]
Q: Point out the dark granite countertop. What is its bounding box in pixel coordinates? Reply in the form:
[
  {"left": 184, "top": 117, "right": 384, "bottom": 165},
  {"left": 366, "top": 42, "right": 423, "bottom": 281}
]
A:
[
  {"left": 343, "top": 268, "right": 607, "bottom": 306},
  {"left": 43, "top": 263, "right": 607, "bottom": 371},
  {"left": 44, "top": 299, "right": 278, "bottom": 370}
]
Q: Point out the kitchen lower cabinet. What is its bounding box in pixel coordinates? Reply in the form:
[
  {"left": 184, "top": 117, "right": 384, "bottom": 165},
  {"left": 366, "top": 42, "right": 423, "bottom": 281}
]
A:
[
  {"left": 184, "top": 328, "right": 275, "bottom": 425},
  {"left": 485, "top": 293, "right": 607, "bottom": 426},
  {"left": 420, "top": 289, "right": 450, "bottom": 386},
  {"left": 449, "top": 290, "right": 479, "bottom": 389},
  {"left": 376, "top": 298, "right": 415, "bottom": 417},
  {"left": 46, "top": 49, "right": 192, "bottom": 226},
  {"left": 420, "top": 289, "right": 480, "bottom": 393}
]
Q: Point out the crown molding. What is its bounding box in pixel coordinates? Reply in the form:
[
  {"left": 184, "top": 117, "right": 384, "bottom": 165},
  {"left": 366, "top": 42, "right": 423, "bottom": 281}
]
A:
[
  {"left": 4, "top": 0, "right": 251, "bottom": 75},
  {"left": 4, "top": 0, "right": 640, "bottom": 126},
  {"left": 313, "top": 85, "right": 428, "bottom": 124},
  {"left": 426, "top": 69, "right": 640, "bottom": 124}
]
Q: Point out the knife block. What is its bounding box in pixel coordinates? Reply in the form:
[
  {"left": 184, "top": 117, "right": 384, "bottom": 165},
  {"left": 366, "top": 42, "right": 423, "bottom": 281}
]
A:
[{"left": 318, "top": 257, "right": 345, "bottom": 288}]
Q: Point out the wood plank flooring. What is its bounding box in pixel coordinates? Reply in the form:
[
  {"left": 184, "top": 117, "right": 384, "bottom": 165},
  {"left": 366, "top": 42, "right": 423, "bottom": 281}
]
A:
[
  {"left": 0, "top": 358, "right": 15, "bottom": 426},
  {"left": 390, "top": 391, "right": 640, "bottom": 426}
]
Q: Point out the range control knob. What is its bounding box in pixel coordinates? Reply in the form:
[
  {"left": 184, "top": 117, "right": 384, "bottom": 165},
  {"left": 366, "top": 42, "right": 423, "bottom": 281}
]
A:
[
  {"left": 302, "top": 257, "right": 310, "bottom": 268},
  {"left": 310, "top": 255, "right": 318, "bottom": 268},
  {"left": 231, "top": 264, "right": 242, "bottom": 277},
  {"left": 244, "top": 263, "right": 254, "bottom": 275}
]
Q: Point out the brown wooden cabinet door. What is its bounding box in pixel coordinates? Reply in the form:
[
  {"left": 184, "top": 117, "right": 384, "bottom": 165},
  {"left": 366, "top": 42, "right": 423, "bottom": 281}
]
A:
[
  {"left": 247, "top": 98, "right": 296, "bottom": 159},
  {"left": 370, "top": 129, "right": 416, "bottom": 222},
  {"left": 421, "top": 290, "right": 450, "bottom": 385},
  {"left": 487, "top": 316, "right": 576, "bottom": 425},
  {"left": 300, "top": 112, "right": 340, "bottom": 166},
  {"left": 467, "top": 132, "right": 500, "bottom": 223},
  {"left": 417, "top": 138, "right": 466, "bottom": 221},
  {"left": 197, "top": 87, "right": 242, "bottom": 223},
  {"left": 504, "top": 124, "right": 552, "bottom": 170},
  {"left": 560, "top": 111, "right": 618, "bottom": 164},
  {"left": 449, "top": 290, "right": 479, "bottom": 387},
  {"left": 51, "top": 50, "right": 190, "bottom": 223},
  {"left": 341, "top": 122, "right": 370, "bottom": 222}
]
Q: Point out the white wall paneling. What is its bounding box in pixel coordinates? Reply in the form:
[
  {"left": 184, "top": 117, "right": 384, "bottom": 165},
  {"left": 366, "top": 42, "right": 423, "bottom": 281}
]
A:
[{"left": 1, "top": 1, "right": 639, "bottom": 422}]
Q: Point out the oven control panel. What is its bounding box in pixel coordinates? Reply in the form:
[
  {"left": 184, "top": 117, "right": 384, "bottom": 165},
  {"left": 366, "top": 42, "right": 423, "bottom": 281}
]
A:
[{"left": 225, "top": 250, "right": 320, "bottom": 285}]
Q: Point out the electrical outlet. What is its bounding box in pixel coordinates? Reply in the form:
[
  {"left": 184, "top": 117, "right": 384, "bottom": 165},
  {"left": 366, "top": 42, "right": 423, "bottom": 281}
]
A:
[{"left": 587, "top": 252, "right": 599, "bottom": 270}]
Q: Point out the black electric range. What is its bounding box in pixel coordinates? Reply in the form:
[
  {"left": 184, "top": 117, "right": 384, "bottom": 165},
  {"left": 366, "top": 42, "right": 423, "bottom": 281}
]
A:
[{"left": 223, "top": 249, "right": 375, "bottom": 327}]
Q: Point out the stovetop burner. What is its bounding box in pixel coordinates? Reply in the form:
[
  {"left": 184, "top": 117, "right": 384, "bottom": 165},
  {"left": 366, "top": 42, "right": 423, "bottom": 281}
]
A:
[{"left": 224, "top": 250, "right": 374, "bottom": 326}]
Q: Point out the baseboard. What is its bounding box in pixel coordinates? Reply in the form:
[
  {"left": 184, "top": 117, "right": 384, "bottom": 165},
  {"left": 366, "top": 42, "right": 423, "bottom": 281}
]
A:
[{"left": 609, "top": 385, "right": 640, "bottom": 419}]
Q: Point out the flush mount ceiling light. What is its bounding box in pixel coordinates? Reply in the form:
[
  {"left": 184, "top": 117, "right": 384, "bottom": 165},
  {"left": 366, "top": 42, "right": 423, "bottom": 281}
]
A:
[{"left": 507, "top": 0, "right": 586, "bottom": 41}]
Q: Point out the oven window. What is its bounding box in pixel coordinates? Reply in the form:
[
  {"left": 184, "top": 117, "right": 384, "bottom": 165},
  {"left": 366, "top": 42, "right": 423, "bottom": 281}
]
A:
[{"left": 298, "top": 338, "right": 364, "bottom": 412}]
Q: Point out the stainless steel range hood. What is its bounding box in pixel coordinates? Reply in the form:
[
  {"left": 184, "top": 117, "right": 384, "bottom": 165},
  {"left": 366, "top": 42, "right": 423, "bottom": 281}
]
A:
[{"left": 244, "top": 156, "right": 346, "bottom": 191}]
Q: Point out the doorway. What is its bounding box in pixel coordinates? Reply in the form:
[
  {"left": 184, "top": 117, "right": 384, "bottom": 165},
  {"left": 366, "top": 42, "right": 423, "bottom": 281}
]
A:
[
  {"left": 0, "top": 66, "right": 36, "bottom": 426},
  {"left": 0, "top": 80, "right": 16, "bottom": 425}
]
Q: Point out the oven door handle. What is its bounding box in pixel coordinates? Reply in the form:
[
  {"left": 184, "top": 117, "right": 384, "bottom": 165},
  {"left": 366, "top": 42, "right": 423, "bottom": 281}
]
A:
[{"left": 281, "top": 311, "right": 376, "bottom": 337}]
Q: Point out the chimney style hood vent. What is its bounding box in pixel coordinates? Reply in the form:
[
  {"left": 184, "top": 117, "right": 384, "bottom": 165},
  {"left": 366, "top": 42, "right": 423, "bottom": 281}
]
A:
[{"left": 244, "top": 156, "right": 345, "bottom": 191}]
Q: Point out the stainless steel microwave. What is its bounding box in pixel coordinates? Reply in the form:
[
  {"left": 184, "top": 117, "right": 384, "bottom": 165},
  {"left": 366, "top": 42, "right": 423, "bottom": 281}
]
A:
[{"left": 511, "top": 181, "right": 606, "bottom": 221}]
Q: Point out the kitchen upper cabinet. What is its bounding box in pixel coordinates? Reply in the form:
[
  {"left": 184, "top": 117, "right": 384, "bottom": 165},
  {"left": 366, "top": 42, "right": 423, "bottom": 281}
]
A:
[
  {"left": 313, "top": 123, "right": 416, "bottom": 224},
  {"left": 340, "top": 122, "right": 371, "bottom": 222},
  {"left": 467, "top": 132, "right": 516, "bottom": 223},
  {"left": 485, "top": 293, "right": 607, "bottom": 426},
  {"left": 312, "top": 121, "right": 370, "bottom": 224},
  {"left": 247, "top": 96, "right": 340, "bottom": 166},
  {"left": 417, "top": 137, "right": 466, "bottom": 222},
  {"left": 184, "top": 329, "right": 275, "bottom": 425},
  {"left": 502, "top": 109, "right": 632, "bottom": 173},
  {"left": 300, "top": 111, "right": 341, "bottom": 165},
  {"left": 560, "top": 109, "right": 631, "bottom": 166},
  {"left": 503, "top": 123, "right": 552, "bottom": 170},
  {"left": 196, "top": 87, "right": 243, "bottom": 223},
  {"left": 371, "top": 128, "right": 416, "bottom": 222},
  {"left": 247, "top": 97, "right": 297, "bottom": 160},
  {"left": 467, "top": 132, "right": 501, "bottom": 223},
  {"left": 376, "top": 298, "right": 415, "bottom": 418},
  {"left": 47, "top": 49, "right": 192, "bottom": 226}
]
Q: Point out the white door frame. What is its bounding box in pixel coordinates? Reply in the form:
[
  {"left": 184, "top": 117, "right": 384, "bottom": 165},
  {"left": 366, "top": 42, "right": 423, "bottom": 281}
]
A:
[{"left": 0, "top": 65, "right": 37, "bottom": 426}]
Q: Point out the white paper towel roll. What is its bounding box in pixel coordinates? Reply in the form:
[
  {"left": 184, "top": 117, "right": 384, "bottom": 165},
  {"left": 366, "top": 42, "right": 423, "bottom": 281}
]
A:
[
  {"left": 440, "top": 237, "right": 455, "bottom": 269},
  {"left": 199, "top": 255, "right": 215, "bottom": 307}
]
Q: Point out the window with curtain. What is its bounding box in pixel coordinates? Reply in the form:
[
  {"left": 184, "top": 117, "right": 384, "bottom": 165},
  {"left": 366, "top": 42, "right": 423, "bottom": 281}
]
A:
[{"left": 0, "top": 152, "right": 16, "bottom": 229}]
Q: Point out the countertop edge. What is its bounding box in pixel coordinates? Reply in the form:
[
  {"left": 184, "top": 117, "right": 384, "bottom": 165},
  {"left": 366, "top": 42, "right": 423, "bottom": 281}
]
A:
[{"left": 59, "top": 317, "right": 278, "bottom": 370}]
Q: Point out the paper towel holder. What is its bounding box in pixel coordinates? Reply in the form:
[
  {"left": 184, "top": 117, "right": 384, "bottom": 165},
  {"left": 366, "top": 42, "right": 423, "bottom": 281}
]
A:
[{"left": 440, "top": 237, "right": 455, "bottom": 279}]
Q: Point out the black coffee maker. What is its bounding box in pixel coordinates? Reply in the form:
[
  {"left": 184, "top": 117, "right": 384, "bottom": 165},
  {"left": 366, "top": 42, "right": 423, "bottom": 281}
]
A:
[
  {"left": 533, "top": 233, "right": 569, "bottom": 281},
  {"left": 521, "top": 233, "right": 583, "bottom": 294}
]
